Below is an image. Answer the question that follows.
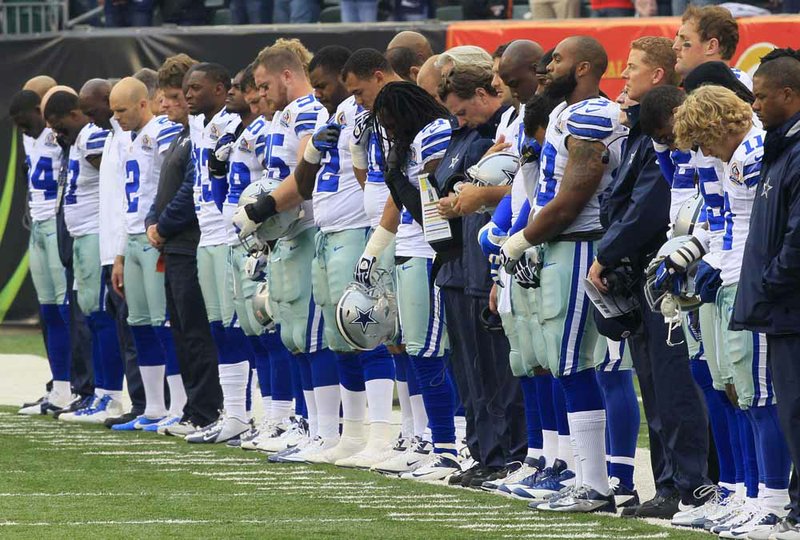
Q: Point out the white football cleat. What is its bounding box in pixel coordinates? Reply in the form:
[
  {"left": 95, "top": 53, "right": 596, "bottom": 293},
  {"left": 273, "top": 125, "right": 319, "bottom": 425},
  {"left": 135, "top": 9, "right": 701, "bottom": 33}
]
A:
[
  {"left": 400, "top": 452, "right": 461, "bottom": 482},
  {"left": 301, "top": 437, "right": 341, "bottom": 464},
  {"left": 371, "top": 437, "right": 433, "bottom": 475},
  {"left": 335, "top": 422, "right": 396, "bottom": 469},
  {"left": 256, "top": 417, "right": 308, "bottom": 454},
  {"left": 317, "top": 419, "right": 366, "bottom": 464},
  {"left": 63, "top": 395, "right": 125, "bottom": 424},
  {"left": 185, "top": 414, "right": 250, "bottom": 444}
]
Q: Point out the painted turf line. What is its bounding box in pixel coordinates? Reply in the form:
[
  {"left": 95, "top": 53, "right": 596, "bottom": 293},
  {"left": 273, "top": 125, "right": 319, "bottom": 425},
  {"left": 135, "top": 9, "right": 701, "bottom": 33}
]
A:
[{"left": 0, "top": 518, "right": 377, "bottom": 527}]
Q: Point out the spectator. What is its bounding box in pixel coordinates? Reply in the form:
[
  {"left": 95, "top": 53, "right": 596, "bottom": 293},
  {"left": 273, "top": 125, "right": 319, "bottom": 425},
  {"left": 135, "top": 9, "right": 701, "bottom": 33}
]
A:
[
  {"left": 231, "top": 0, "right": 273, "bottom": 23},
  {"left": 394, "top": 0, "right": 433, "bottom": 21},
  {"left": 273, "top": 0, "right": 320, "bottom": 22},
  {"left": 591, "top": 0, "right": 635, "bottom": 17},
  {"left": 102, "top": 0, "right": 155, "bottom": 27},
  {"left": 341, "top": 0, "right": 378, "bottom": 22},
  {"left": 528, "top": 0, "right": 579, "bottom": 19}
]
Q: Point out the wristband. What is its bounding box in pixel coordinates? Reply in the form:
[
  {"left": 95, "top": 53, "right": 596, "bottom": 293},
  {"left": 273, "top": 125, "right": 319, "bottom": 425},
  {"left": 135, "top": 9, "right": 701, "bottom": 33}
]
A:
[
  {"left": 364, "top": 225, "right": 395, "bottom": 258},
  {"left": 350, "top": 141, "right": 368, "bottom": 170},
  {"left": 303, "top": 141, "right": 322, "bottom": 165},
  {"left": 503, "top": 231, "right": 533, "bottom": 260}
]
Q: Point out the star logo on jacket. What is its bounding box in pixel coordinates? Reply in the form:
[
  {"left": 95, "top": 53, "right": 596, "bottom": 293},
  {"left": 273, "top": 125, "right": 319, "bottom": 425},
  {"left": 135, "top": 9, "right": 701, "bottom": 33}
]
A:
[
  {"left": 350, "top": 306, "right": 378, "bottom": 332},
  {"left": 762, "top": 176, "right": 773, "bottom": 199},
  {"left": 449, "top": 153, "right": 460, "bottom": 169}
]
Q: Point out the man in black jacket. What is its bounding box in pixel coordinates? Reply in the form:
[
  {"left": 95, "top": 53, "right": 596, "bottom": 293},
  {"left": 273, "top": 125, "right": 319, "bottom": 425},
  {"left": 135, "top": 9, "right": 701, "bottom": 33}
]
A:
[
  {"left": 588, "top": 37, "right": 709, "bottom": 518},
  {"left": 732, "top": 49, "right": 800, "bottom": 537},
  {"left": 144, "top": 54, "right": 222, "bottom": 436}
]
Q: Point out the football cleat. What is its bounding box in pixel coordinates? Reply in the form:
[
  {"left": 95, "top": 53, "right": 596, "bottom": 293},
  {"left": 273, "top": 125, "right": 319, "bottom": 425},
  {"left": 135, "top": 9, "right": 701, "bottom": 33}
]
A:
[
  {"left": 371, "top": 437, "right": 432, "bottom": 475},
  {"left": 317, "top": 422, "right": 366, "bottom": 464},
  {"left": 335, "top": 422, "right": 396, "bottom": 469},
  {"left": 400, "top": 452, "right": 461, "bottom": 482},
  {"left": 256, "top": 417, "right": 308, "bottom": 454},
  {"left": 57, "top": 396, "right": 100, "bottom": 422},
  {"left": 239, "top": 418, "right": 274, "bottom": 450},
  {"left": 163, "top": 418, "right": 202, "bottom": 438},
  {"left": 720, "top": 509, "right": 780, "bottom": 539},
  {"left": 302, "top": 437, "right": 342, "bottom": 464},
  {"left": 270, "top": 435, "right": 324, "bottom": 464},
  {"left": 61, "top": 395, "right": 124, "bottom": 424},
  {"left": 482, "top": 459, "right": 528, "bottom": 491},
  {"left": 494, "top": 456, "right": 546, "bottom": 495},
  {"left": 185, "top": 415, "right": 250, "bottom": 444},
  {"left": 18, "top": 393, "right": 55, "bottom": 415},
  {"left": 537, "top": 485, "right": 617, "bottom": 513},
  {"left": 145, "top": 415, "right": 180, "bottom": 433},
  {"left": 51, "top": 394, "right": 92, "bottom": 419},
  {"left": 609, "top": 477, "right": 640, "bottom": 508},
  {"left": 712, "top": 500, "right": 761, "bottom": 536},
  {"left": 511, "top": 458, "right": 575, "bottom": 500},
  {"left": 671, "top": 484, "right": 731, "bottom": 527},
  {"left": 747, "top": 517, "right": 800, "bottom": 540}
]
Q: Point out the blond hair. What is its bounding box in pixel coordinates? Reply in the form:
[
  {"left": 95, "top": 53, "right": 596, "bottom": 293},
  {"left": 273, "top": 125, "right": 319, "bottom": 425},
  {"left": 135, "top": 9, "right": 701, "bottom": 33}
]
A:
[
  {"left": 673, "top": 85, "right": 752, "bottom": 150},
  {"left": 256, "top": 38, "right": 313, "bottom": 76},
  {"left": 631, "top": 36, "right": 679, "bottom": 86}
]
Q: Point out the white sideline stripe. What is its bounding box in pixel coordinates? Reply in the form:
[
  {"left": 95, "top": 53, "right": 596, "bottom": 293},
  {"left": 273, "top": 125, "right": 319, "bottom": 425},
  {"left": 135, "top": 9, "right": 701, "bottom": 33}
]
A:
[
  {"left": 458, "top": 522, "right": 601, "bottom": 530},
  {"left": 0, "top": 492, "right": 257, "bottom": 498},
  {"left": 82, "top": 450, "right": 188, "bottom": 456},
  {"left": 0, "top": 518, "right": 377, "bottom": 527},
  {"left": 358, "top": 504, "right": 509, "bottom": 510},
  {"left": 193, "top": 469, "right": 323, "bottom": 476},
  {"left": 388, "top": 512, "right": 552, "bottom": 518},
  {"left": 330, "top": 494, "right": 460, "bottom": 501},
  {"left": 502, "top": 535, "right": 667, "bottom": 540},
  {"left": 390, "top": 517, "right": 578, "bottom": 523}
]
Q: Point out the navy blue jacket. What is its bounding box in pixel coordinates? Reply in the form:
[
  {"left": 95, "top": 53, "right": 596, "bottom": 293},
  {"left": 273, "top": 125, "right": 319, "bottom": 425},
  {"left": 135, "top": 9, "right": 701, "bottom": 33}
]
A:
[
  {"left": 145, "top": 126, "right": 199, "bottom": 256},
  {"left": 732, "top": 112, "right": 800, "bottom": 334},
  {"left": 435, "top": 105, "right": 511, "bottom": 296},
  {"left": 597, "top": 107, "right": 670, "bottom": 271}
]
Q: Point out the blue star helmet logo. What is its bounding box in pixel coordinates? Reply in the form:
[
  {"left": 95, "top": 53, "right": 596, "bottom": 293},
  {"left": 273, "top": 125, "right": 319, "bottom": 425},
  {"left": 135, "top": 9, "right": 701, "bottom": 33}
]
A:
[{"left": 350, "top": 306, "right": 378, "bottom": 332}]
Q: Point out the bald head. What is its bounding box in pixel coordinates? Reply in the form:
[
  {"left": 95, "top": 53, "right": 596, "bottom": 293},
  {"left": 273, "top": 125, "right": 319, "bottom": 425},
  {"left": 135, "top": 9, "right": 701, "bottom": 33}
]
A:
[
  {"left": 560, "top": 36, "right": 608, "bottom": 79},
  {"left": 41, "top": 85, "right": 77, "bottom": 119},
  {"left": 23, "top": 75, "right": 57, "bottom": 99},
  {"left": 109, "top": 77, "right": 152, "bottom": 132},
  {"left": 387, "top": 31, "right": 434, "bottom": 61},
  {"left": 498, "top": 40, "right": 544, "bottom": 103},
  {"left": 417, "top": 55, "right": 442, "bottom": 99},
  {"left": 79, "top": 79, "right": 113, "bottom": 130}
]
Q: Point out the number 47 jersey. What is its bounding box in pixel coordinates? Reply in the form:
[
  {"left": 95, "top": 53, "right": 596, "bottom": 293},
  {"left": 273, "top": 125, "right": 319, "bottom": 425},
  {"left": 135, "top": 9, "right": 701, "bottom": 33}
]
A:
[
  {"left": 534, "top": 97, "right": 627, "bottom": 234},
  {"left": 122, "top": 115, "right": 182, "bottom": 235},
  {"left": 23, "top": 127, "right": 62, "bottom": 222}
]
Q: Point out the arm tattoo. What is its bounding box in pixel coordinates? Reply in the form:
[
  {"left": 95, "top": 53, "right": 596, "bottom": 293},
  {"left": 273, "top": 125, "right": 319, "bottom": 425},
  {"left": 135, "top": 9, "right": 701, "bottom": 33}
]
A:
[{"left": 561, "top": 138, "right": 606, "bottom": 194}]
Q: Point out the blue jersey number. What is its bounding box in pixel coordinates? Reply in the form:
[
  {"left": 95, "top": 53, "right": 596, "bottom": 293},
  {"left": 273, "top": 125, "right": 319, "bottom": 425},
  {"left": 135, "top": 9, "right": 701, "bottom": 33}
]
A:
[
  {"left": 29, "top": 156, "right": 58, "bottom": 200},
  {"left": 228, "top": 162, "right": 251, "bottom": 204},
  {"left": 193, "top": 147, "right": 213, "bottom": 203},
  {"left": 125, "top": 160, "right": 140, "bottom": 213},
  {"left": 65, "top": 160, "right": 79, "bottom": 205},
  {"left": 536, "top": 142, "right": 558, "bottom": 207},
  {"left": 263, "top": 133, "right": 290, "bottom": 180},
  {"left": 316, "top": 146, "right": 341, "bottom": 193}
]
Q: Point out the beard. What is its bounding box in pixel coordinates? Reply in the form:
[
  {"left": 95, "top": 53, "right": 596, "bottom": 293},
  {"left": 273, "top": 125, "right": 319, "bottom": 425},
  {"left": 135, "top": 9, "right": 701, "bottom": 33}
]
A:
[{"left": 544, "top": 66, "right": 578, "bottom": 101}]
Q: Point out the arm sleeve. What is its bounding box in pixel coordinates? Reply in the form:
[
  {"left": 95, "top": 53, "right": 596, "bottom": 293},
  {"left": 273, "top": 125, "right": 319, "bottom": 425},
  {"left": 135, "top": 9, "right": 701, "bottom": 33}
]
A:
[
  {"left": 384, "top": 169, "right": 423, "bottom": 226},
  {"left": 596, "top": 145, "right": 670, "bottom": 267},
  {"left": 654, "top": 147, "right": 676, "bottom": 185},
  {"left": 509, "top": 200, "right": 531, "bottom": 235},
  {"left": 491, "top": 195, "right": 513, "bottom": 232},
  {"left": 211, "top": 176, "right": 227, "bottom": 212}
]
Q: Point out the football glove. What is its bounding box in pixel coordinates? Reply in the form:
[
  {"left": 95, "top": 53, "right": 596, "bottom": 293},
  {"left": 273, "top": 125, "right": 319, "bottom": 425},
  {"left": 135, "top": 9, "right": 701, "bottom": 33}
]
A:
[
  {"left": 244, "top": 251, "right": 269, "bottom": 281},
  {"left": 233, "top": 206, "right": 259, "bottom": 239},
  {"left": 214, "top": 132, "right": 236, "bottom": 162},
  {"left": 354, "top": 255, "right": 377, "bottom": 287},
  {"left": 312, "top": 123, "right": 342, "bottom": 152},
  {"left": 514, "top": 247, "right": 542, "bottom": 289},
  {"left": 695, "top": 260, "right": 722, "bottom": 304}
]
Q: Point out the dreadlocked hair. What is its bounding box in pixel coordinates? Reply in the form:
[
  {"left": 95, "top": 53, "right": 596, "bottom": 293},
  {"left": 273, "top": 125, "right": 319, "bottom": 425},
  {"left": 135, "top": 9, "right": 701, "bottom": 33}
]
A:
[{"left": 370, "top": 81, "right": 450, "bottom": 169}]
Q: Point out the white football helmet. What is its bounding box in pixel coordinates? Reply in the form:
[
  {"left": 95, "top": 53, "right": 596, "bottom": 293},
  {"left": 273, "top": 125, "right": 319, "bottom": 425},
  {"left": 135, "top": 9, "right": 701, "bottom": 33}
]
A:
[
  {"left": 335, "top": 275, "right": 398, "bottom": 351},
  {"left": 644, "top": 234, "right": 702, "bottom": 314},
  {"left": 466, "top": 151, "right": 520, "bottom": 187},
  {"left": 252, "top": 281, "right": 274, "bottom": 327},
  {"left": 237, "top": 176, "right": 301, "bottom": 251},
  {"left": 673, "top": 191, "right": 704, "bottom": 237}
]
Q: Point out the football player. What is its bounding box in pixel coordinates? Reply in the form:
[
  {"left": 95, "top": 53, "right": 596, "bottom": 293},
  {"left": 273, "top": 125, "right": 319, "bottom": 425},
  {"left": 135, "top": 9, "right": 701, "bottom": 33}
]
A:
[
  {"left": 10, "top": 89, "right": 73, "bottom": 415},
  {"left": 109, "top": 77, "right": 186, "bottom": 431},
  {"left": 501, "top": 36, "right": 628, "bottom": 513},
  {"left": 43, "top": 91, "right": 126, "bottom": 423},
  {"left": 671, "top": 86, "right": 790, "bottom": 537}
]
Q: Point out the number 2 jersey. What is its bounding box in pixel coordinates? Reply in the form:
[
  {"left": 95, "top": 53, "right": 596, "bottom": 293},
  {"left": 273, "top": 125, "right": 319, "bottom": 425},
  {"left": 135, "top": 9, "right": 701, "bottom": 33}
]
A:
[
  {"left": 190, "top": 108, "right": 238, "bottom": 247},
  {"left": 64, "top": 123, "right": 110, "bottom": 236},
  {"left": 312, "top": 96, "right": 369, "bottom": 233},
  {"left": 395, "top": 117, "right": 452, "bottom": 259},
  {"left": 23, "top": 127, "right": 62, "bottom": 222},
  {"left": 361, "top": 111, "right": 390, "bottom": 229},
  {"left": 122, "top": 115, "right": 182, "bottom": 235},
  {"left": 224, "top": 115, "right": 269, "bottom": 245},
  {"left": 262, "top": 93, "right": 328, "bottom": 238},
  {"left": 533, "top": 97, "right": 627, "bottom": 235}
]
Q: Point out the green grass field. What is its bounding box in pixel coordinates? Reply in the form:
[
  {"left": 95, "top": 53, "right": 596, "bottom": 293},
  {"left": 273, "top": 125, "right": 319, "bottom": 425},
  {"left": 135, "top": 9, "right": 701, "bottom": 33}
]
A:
[
  {"left": 0, "top": 408, "right": 708, "bottom": 540},
  {"left": 0, "top": 327, "right": 46, "bottom": 357}
]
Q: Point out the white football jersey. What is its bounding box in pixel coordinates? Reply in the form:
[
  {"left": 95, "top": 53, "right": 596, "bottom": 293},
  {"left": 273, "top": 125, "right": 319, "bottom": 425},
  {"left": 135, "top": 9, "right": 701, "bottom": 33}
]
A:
[
  {"left": 496, "top": 105, "right": 521, "bottom": 155},
  {"left": 262, "top": 93, "right": 328, "bottom": 238},
  {"left": 720, "top": 126, "right": 764, "bottom": 286},
  {"left": 98, "top": 119, "right": 128, "bottom": 265},
  {"left": 361, "top": 111, "right": 391, "bottom": 229},
  {"left": 122, "top": 115, "right": 182, "bottom": 235},
  {"left": 64, "top": 123, "right": 109, "bottom": 236},
  {"left": 533, "top": 97, "right": 627, "bottom": 234},
  {"left": 666, "top": 149, "right": 697, "bottom": 226},
  {"left": 23, "top": 128, "right": 62, "bottom": 222},
  {"left": 395, "top": 117, "right": 452, "bottom": 259},
  {"left": 313, "top": 96, "right": 370, "bottom": 233},
  {"left": 694, "top": 149, "right": 726, "bottom": 261},
  {"left": 732, "top": 67, "right": 753, "bottom": 91},
  {"left": 224, "top": 115, "right": 269, "bottom": 245},
  {"left": 190, "top": 108, "right": 237, "bottom": 247}
]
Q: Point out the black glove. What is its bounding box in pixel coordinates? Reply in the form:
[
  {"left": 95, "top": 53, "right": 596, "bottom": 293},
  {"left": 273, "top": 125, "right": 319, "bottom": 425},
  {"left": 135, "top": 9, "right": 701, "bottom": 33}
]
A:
[{"left": 245, "top": 193, "right": 277, "bottom": 223}]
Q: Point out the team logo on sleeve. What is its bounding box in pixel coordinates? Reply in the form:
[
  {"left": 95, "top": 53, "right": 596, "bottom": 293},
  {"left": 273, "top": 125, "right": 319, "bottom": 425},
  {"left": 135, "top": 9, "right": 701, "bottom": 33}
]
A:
[
  {"left": 141, "top": 135, "right": 154, "bottom": 151},
  {"left": 210, "top": 124, "right": 221, "bottom": 142},
  {"left": 45, "top": 132, "right": 58, "bottom": 147},
  {"left": 729, "top": 162, "right": 743, "bottom": 185},
  {"left": 239, "top": 137, "right": 253, "bottom": 153},
  {"left": 335, "top": 110, "right": 347, "bottom": 126},
  {"left": 280, "top": 110, "right": 292, "bottom": 128}
]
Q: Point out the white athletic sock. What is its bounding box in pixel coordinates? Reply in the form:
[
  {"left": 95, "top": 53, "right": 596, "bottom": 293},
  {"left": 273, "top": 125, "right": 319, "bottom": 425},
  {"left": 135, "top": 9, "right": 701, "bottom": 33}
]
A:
[
  {"left": 52, "top": 380, "right": 71, "bottom": 398},
  {"left": 396, "top": 380, "right": 414, "bottom": 438},
  {"left": 140, "top": 365, "right": 168, "bottom": 418},
  {"left": 719, "top": 481, "right": 736, "bottom": 492},
  {"left": 341, "top": 386, "right": 367, "bottom": 422},
  {"left": 365, "top": 378, "right": 394, "bottom": 424},
  {"left": 303, "top": 390, "right": 317, "bottom": 438},
  {"left": 166, "top": 374, "right": 187, "bottom": 418},
  {"left": 568, "top": 410, "right": 610, "bottom": 495},
  {"left": 423, "top": 427, "right": 432, "bottom": 442},
  {"left": 94, "top": 388, "right": 108, "bottom": 398},
  {"left": 219, "top": 361, "right": 249, "bottom": 422},
  {"left": 314, "top": 384, "right": 341, "bottom": 441},
  {"left": 736, "top": 483, "right": 747, "bottom": 499},
  {"left": 270, "top": 400, "right": 292, "bottom": 424},
  {"left": 527, "top": 447, "right": 543, "bottom": 460},
  {"left": 108, "top": 390, "right": 123, "bottom": 402},
  {"left": 411, "top": 394, "right": 428, "bottom": 438},
  {"left": 761, "top": 487, "right": 790, "bottom": 514},
  {"left": 759, "top": 482, "right": 765, "bottom": 500},
  {"left": 571, "top": 435, "right": 583, "bottom": 488},
  {"left": 558, "top": 434, "right": 575, "bottom": 470},
  {"left": 454, "top": 415, "right": 467, "bottom": 442},
  {"left": 542, "top": 430, "right": 557, "bottom": 466},
  {"left": 261, "top": 395, "right": 272, "bottom": 422}
]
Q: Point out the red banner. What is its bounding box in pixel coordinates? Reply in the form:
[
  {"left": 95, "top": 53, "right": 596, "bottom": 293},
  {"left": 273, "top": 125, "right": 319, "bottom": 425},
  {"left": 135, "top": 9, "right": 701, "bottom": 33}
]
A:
[{"left": 446, "top": 15, "right": 800, "bottom": 96}]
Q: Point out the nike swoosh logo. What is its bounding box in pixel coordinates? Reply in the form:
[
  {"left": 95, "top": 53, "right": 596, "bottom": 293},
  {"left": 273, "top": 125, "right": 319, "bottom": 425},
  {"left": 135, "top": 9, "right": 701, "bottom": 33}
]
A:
[
  {"left": 46, "top": 232, "right": 56, "bottom": 237},
  {"left": 202, "top": 431, "right": 218, "bottom": 442},
  {"left": 401, "top": 265, "right": 413, "bottom": 271},
  {"left": 143, "top": 246, "right": 152, "bottom": 252},
  {"left": 615, "top": 494, "right": 635, "bottom": 505},
  {"left": 288, "top": 246, "right": 298, "bottom": 251},
  {"left": 333, "top": 245, "right": 344, "bottom": 252},
  {"left": 543, "top": 262, "right": 555, "bottom": 268}
]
